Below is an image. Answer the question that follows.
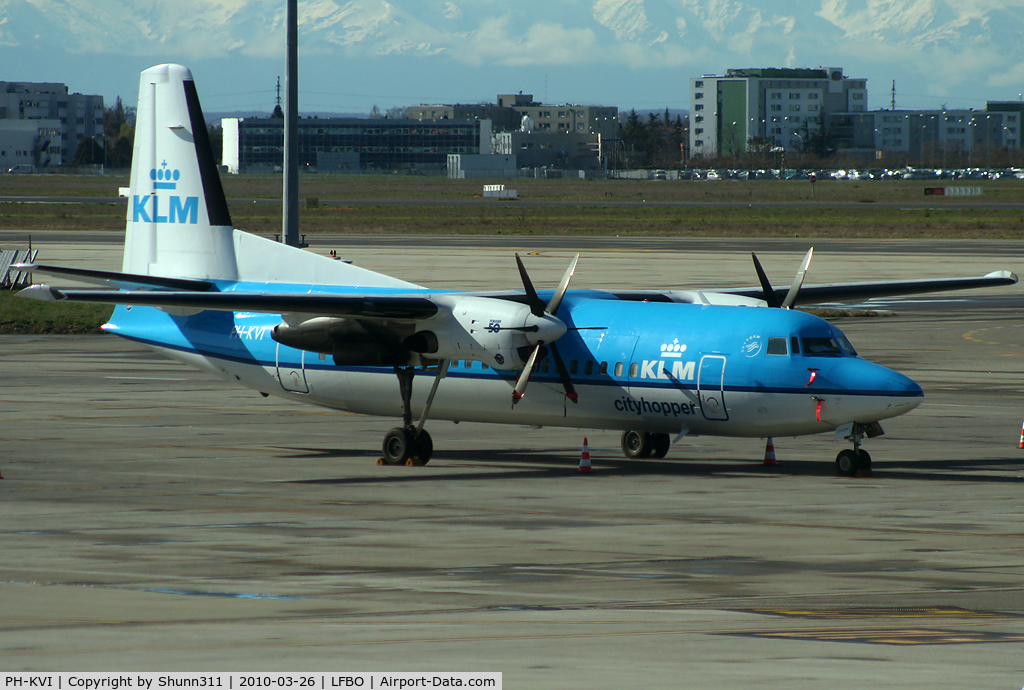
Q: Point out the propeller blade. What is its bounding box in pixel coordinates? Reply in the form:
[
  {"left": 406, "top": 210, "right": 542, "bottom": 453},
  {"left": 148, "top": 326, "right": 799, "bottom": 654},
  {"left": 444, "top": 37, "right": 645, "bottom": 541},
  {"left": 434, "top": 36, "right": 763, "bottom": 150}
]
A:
[
  {"left": 549, "top": 342, "right": 578, "bottom": 403},
  {"left": 515, "top": 253, "right": 546, "bottom": 317},
  {"left": 512, "top": 344, "right": 541, "bottom": 405},
  {"left": 545, "top": 254, "right": 579, "bottom": 315},
  {"left": 781, "top": 247, "right": 814, "bottom": 309},
  {"left": 751, "top": 252, "right": 782, "bottom": 308}
]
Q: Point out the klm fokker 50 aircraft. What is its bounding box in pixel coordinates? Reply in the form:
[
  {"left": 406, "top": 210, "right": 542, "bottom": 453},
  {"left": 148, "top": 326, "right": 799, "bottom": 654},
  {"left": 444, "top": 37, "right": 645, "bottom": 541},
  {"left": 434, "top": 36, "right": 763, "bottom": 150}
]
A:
[{"left": 19, "top": 65, "right": 1019, "bottom": 475}]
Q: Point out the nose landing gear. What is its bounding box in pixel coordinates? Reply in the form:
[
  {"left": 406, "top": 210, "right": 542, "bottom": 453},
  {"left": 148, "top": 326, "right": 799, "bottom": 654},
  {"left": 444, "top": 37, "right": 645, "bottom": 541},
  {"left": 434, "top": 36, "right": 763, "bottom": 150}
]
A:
[{"left": 834, "top": 422, "right": 881, "bottom": 477}]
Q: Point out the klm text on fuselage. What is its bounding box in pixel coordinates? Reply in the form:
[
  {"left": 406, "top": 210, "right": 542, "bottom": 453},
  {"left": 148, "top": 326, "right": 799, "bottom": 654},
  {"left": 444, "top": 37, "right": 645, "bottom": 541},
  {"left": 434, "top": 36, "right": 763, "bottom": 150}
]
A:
[{"left": 133, "top": 195, "right": 199, "bottom": 224}]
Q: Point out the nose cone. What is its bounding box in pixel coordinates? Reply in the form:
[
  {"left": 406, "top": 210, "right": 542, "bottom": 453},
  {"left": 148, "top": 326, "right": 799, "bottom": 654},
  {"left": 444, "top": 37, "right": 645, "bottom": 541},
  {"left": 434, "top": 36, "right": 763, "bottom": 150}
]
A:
[{"left": 829, "top": 359, "right": 924, "bottom": 420}]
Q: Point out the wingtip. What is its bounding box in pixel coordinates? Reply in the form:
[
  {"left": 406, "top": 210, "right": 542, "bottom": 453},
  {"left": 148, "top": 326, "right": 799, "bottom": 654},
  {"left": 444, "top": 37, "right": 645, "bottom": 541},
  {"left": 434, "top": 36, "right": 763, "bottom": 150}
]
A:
[
  {"left": 16, "top": 284, "right": 62, "bottom": 301},
  {"left": 985, "top": 270, "right": 1018, "bottom": 283}
]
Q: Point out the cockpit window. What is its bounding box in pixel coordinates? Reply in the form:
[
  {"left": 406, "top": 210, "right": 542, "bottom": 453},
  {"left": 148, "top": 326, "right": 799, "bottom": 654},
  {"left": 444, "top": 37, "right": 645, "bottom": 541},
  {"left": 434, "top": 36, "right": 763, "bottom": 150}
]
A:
[
  {"left": 766, "top": 337, "right": 788, "bottom": 355},
  {"left": 836, "top": 334, "right": 857, "bottom": 356},
  {"left": 801, "top": 335, "right": 858, "bottom": 357},
  {"left": 801, "top": 337, "right": 841, "bottom": 356}
]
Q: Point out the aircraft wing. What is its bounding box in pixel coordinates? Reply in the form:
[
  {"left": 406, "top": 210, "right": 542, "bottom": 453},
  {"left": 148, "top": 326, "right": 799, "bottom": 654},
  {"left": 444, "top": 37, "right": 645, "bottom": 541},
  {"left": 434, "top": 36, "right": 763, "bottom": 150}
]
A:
[
  {"left": 18, "top": 285, "right": 439, "bottom": 321},
  {"left": 721, "top": 270, "right": 1018, "bottom": 306}
]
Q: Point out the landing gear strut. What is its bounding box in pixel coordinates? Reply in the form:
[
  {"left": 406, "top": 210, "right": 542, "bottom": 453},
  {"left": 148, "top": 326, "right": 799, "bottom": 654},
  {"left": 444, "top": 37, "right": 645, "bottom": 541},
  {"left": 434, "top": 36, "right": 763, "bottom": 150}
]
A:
[
  {"left": 380, "top": 362, "right": 447, "bottom": 466},
  {"left": 835, "top": 423, "right": 876, "bottom": 477}
]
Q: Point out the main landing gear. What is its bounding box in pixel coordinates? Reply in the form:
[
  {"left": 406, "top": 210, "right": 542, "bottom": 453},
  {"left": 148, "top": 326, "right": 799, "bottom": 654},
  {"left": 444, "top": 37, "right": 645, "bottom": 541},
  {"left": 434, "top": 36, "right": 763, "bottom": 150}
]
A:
[
  {"left": 620, "top": 430, "right": 671, "bottom": 459},
  {"left": 379, "top": 362, "right": 447, "bottom": 466}
]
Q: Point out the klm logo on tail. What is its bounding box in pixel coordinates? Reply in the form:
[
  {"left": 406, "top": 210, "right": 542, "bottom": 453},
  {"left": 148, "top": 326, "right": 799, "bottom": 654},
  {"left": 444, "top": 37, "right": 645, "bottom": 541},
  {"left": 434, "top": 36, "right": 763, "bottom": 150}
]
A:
[{"left": 133, "top": 161, "right": 198, "bottom": 224}]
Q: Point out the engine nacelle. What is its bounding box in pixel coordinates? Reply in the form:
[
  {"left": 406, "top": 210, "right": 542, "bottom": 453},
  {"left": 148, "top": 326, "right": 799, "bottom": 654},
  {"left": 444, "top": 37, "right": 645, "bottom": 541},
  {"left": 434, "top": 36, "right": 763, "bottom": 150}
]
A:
[
  {"left": 272, "top": 317, "right": 417, "bottom": 367},
  {"left": 405, "top": 295, "right": 565, "bottom": 370}
]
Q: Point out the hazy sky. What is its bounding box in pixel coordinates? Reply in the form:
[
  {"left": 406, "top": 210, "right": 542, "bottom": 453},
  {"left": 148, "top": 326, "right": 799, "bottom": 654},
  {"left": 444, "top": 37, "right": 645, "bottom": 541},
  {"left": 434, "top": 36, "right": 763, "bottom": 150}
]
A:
[{"left": 4, "top": 0, "right": 1024, "bottom": 116}]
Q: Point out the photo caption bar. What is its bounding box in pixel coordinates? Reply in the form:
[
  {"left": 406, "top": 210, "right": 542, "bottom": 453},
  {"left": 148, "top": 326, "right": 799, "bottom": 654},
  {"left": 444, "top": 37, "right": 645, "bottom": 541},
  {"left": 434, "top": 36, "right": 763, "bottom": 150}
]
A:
[{"left": 1, "top": 674, "right": 501, "bottom": 690}]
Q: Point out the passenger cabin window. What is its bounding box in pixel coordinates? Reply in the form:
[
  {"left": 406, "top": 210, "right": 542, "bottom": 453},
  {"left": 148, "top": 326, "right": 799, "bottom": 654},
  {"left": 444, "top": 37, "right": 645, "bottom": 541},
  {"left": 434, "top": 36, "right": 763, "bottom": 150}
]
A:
[
  {"left": 629, "top": 362, "right": 639, "bottom": 377},
  {"left": 599, "top": 362, "right": 608, "bottom": 376},
  {"left": 766, "top": 337, "right": 788, "bottom": 355},
  {"left": 614, "top": 362, "right": 624, "bottom": 377},
  {"left": 585, "top": 361, "right": 594, "bottom": 375},
  {"left": 570, "top": 360, "right": 578, "bottom": 375}
]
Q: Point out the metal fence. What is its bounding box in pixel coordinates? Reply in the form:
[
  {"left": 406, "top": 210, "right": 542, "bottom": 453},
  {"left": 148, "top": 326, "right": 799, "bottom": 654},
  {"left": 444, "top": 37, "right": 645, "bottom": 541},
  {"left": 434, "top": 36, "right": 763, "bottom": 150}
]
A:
[{"left": 0, "top": 249, "right": 39, "bottom": 289}]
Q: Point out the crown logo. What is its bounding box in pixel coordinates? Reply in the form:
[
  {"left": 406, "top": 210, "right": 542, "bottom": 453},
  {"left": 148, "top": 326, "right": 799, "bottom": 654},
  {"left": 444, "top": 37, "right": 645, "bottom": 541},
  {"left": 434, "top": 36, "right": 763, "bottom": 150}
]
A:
[
  {"left": 659, "top": 338, "right": 686, "bottom": 358},
  {"left": 150, "top": 160, "right": 180, "bottom": 190}
]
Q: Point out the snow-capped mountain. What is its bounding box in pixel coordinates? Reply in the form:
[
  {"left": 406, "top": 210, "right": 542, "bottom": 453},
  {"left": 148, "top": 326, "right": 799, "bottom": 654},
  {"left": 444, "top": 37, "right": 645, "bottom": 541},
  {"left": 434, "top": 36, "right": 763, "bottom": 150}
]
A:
[{"left": 2, "top": 1, "right": 1022, "bottom": 110}]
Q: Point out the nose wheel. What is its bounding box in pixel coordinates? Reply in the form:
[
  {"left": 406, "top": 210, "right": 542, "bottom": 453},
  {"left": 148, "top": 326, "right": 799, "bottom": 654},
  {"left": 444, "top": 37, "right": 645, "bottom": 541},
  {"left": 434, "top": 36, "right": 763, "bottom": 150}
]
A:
[
  {"left": 834, "top": 422, "right": 880, "bottom": 477},
  {"left": 836, "top": 448, "right": 872, "bottom": 477}
]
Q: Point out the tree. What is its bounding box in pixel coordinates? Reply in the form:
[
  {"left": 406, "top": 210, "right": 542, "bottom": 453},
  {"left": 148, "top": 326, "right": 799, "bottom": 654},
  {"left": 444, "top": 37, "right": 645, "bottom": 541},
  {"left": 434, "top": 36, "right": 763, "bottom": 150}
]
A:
[
  {"left": 73, "top": 137, "right": 104, "bottom": 166},
  {"left": 107, "top": 137, "right": 133, "bottom": 169},
  {"left": 102, "top": 97, "right": 136, "bottom": 169},
  {"left": 369, "top": 104, "right": 383, "bottom": 119},
  {"left": 207, "top": 123, "right": 223, "bottom": 166},
  {"left": 386, "top": 106, "right": 407, "bottom": 119}
]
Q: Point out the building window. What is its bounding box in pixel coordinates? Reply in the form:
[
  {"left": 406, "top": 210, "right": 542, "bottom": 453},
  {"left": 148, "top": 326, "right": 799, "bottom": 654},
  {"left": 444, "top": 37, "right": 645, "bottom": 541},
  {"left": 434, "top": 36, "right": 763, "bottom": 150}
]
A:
[
  {"left": 694, "top": 92, "right": 703, "bottom": 99},
  {"left": 807, "top": 104, "right": 819, "bottom": 111},
  {"left": 770, "top": 92, "right": 782, "bottom": 100},
  {"left": 695, "top": 128, "right": 704, "bottom": 134},
  {"left": 807, "top": 92, "right": 819, "bottom": 100},
  {"left": 789, "top": 93, "right": 800, "bottom": 100},
  {"left": 695, "top": 80, "right": 703, "bottom": 88},
  {"left": 695, "top": 115, "right": 704, "bottom": 123},
  {"left": 789, "top": 105, "right": 801, "bottom": 111},
  {"left": 694, "top": 140, "right": 703, "bottom": 147},
  {"left": 694, "top": 104, "right": 704, "bottom": 111},
  {"left": 770, "top": 104, "right": 781, "bottom": 112},
  {"left": 852, "top": 92, "right": 864, "bottom": 100}
]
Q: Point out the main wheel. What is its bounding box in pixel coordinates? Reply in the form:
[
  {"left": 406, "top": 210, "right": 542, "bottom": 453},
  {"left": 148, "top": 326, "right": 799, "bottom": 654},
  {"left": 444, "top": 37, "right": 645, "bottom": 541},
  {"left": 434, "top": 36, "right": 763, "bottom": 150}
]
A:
[
  {"left": 621, "top": 430, "right": 653, "bottom": 459},
  {"left": 382, "top": 427, "right": 413, "bottom": 465},
  {"left": 410, "top": 429, "right": 433, "bottom": 465},
  {"left": 835, "top": 449, "right": 859, "bottom": 477},
  {"left": 649, "top": 433, "right": 671, "bottom": 459}
]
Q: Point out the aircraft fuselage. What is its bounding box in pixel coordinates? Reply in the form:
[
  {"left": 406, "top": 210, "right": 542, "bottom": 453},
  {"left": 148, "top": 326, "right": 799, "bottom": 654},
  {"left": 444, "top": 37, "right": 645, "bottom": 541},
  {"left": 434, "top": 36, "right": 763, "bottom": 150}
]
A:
[{"left": 105, "top": 288, "right": 923, "bottom": 439}]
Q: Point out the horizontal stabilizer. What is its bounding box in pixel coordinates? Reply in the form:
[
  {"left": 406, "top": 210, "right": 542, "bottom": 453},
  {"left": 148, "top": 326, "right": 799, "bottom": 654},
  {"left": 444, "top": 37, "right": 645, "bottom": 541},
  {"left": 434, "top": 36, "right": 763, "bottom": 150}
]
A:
[
  {"left": 18, "top": 287, "right": 439, "bottom": 321},
  {"left": 16, "top": 264, "right": 214, "bottom": 292}
]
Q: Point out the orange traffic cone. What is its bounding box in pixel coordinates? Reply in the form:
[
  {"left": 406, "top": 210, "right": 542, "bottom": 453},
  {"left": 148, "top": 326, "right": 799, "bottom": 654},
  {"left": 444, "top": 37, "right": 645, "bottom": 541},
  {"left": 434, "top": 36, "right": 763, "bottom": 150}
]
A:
[
  {"left": 1018, "top": 418, "right": 1024, "bottom": 449},
  {"left": 578, "top": 438, "right": 592, "bottom": 474},
  {"left": 763, "top": 437, "right": 777, "bottom": 466}
]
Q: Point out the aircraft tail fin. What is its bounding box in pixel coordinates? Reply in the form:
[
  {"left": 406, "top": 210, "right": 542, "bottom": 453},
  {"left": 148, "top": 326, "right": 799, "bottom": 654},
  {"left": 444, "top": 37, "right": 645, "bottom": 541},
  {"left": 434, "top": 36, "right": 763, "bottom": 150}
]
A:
[
  {"left": 123, "top": 64, "right": 417, "bottom": 289},
  {"left": 124, "top": 64, "right": 237, "bottom": 281}
]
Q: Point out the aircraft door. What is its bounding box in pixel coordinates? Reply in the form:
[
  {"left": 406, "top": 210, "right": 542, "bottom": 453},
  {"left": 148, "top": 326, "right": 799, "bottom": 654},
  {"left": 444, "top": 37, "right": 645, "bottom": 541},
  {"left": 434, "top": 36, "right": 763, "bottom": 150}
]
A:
[
  {"left": 697, "top": 355, "right": 728, "bottom": 421},
  {"left": 276, "top": 342, "right": 309, "bottom": 393}
]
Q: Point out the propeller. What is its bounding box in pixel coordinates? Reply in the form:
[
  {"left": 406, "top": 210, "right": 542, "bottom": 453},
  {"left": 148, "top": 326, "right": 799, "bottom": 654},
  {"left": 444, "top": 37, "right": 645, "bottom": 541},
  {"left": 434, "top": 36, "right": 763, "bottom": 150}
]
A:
[
  {"left": 750, "top": 248, "right": 813, "bottom": 309},
  {"left": 512, "top": 254, "right": 579, "bottom": 406}
]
